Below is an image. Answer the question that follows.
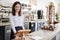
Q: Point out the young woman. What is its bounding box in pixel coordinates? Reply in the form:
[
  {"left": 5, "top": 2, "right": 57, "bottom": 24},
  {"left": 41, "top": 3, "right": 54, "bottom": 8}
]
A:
[{"left": 9, "top": 1, "right": 25, "bottom": 39}]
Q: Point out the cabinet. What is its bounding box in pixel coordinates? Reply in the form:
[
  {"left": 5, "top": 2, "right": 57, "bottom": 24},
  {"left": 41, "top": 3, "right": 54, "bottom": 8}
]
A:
[
  {"left": 37, "top": 22, "right": 44, "bottom": 30},
  {"left": 24, "top": 22, "right": 29, "bottom": 29},
  {"left": 0, "top": 25, "right": 11, "bottom": 40},
  {"left": 29, "top": 22, "right": 35, "bottom": 32},
  {"left": 0, "top": 26, "right": 5, "bottom": 40},
  {"left": 5, "top": 26, "right": 11, "bottom": 40}
]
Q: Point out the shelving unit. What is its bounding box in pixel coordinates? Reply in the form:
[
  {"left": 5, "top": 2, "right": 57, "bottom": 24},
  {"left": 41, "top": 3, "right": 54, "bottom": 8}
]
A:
[
  {"left": 0, "top": 3, "right": 31, "bottom": 23},
  {"left": 0, "top": 22, "right": 11, "bottom": 40}
]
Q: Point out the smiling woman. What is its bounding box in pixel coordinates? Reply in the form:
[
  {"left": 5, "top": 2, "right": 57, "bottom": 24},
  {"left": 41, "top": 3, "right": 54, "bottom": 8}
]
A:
[
  {"left": 12, "top": 1, "right": 21, "bottom": 16},
  {"left": 9, "top": 1, "right": 25, "bottom": 40}
]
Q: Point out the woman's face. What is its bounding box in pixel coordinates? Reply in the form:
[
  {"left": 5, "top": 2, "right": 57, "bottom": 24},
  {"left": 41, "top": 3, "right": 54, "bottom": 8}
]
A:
[{"left": 15, "top": 4, "right": 21, "bottom": 12}]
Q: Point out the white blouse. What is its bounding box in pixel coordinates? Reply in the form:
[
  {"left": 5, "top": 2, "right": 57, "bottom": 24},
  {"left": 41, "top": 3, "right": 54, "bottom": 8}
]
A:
[{"left": 9, "top": 13, "right": 25, "bottom": 33}]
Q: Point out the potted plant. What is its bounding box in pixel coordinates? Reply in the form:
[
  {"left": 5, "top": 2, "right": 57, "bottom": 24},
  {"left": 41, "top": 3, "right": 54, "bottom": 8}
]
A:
[{"left": 55, "top": 13, "right": 59, "bottom": 21}]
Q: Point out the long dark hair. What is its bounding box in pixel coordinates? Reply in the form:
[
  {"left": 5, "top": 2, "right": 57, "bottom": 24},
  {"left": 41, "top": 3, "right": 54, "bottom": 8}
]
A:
[{"left": 12, "top": 1, "right": 21, "bottom": 16}]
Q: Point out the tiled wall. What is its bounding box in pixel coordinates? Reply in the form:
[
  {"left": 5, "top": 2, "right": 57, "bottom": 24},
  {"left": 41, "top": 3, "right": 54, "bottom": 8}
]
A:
[{"left": 58, "top": 3, "right": 60, "bottom": 21}]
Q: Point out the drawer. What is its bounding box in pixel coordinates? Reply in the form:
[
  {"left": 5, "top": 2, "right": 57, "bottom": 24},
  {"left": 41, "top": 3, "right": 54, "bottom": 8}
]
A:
[{"left": 5, "top": 26, "right": 11, "bottom": 30}]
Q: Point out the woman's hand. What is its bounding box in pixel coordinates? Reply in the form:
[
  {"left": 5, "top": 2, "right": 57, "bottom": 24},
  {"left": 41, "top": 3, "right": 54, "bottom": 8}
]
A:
[
  {"left": 14, "top": 36, "right": 21, "bottom": 40},
  {"left": 14, "top": 31, "right": 18, "bottom": 34},
  {"left": 14, "top": 36, "right": 19, "bottom": 40},
  {"left": 14, "top": 32, "right": 20, "bottom": 40},
  {"left": 14, "top": 31, "right": 19, "bottom": 36}
]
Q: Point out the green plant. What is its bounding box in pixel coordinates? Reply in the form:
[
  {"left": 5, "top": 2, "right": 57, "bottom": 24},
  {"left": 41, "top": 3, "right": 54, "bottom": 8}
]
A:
[{"left": 56, "top": 13, "right": 59, "bottom": 20}]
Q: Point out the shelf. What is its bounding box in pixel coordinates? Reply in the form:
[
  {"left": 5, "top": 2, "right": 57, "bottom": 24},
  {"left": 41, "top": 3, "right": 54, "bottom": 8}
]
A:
[
  {"left": 0, "top": 22, "right": 10, "bottom": 26},
  {"left": 25, "top": 19, "right": 46, "bottom": 23}
]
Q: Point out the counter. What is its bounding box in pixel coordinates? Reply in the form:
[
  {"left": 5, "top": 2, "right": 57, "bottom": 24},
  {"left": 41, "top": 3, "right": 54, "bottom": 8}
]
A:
[
  {"left": 26, "top": 23, "right": 60, "bottom": 40},
  {"left": 0, "top": 22, "right": 11, "bottom": 40}
]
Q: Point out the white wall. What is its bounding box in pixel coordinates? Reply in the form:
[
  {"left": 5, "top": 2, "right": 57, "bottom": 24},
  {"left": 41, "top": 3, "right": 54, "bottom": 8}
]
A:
[
  {"left": 0, "top": 0, "right": 29, "bottom": 6},
  {"left": 58, "top": 3, "right": 60, "bottom": 20},
  {"left": 0, "top": 0, "right": 59, "bottom": 19},
  {"left": 35, "top": 0, "right": 59, "bottom": 19},
  {"left": 36, "top": 0, "right": 50, "bottom": 19},
  {"left": 0, "top": 0, "right": 59, "bottom": 11}
]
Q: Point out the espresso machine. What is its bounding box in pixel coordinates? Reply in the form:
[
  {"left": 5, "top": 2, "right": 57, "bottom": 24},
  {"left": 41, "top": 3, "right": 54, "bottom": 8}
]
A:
[{"left": 37, "top": 10, "right": 43, "bottom": 19}]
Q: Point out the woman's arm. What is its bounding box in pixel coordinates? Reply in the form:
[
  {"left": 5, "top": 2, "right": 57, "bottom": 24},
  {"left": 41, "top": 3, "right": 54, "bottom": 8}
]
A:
[{"left": 9, "top": 14, "right": 16, "bottom": 33}]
